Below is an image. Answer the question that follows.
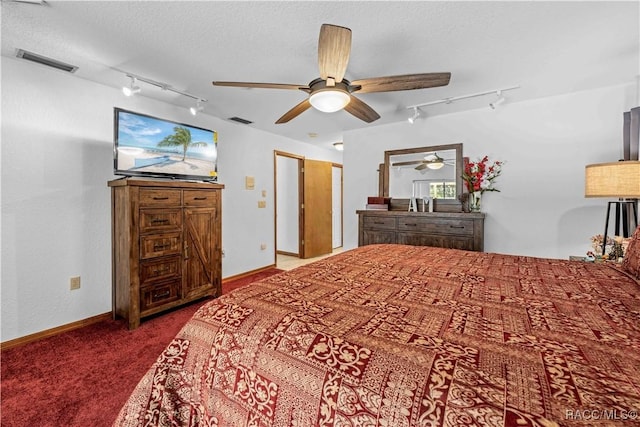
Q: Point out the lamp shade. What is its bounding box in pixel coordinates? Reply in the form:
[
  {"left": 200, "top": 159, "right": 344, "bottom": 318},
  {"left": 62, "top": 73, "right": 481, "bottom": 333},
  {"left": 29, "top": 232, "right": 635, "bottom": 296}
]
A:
[{"left": 585, "top": 161, "right": 640, "bottom": 198}]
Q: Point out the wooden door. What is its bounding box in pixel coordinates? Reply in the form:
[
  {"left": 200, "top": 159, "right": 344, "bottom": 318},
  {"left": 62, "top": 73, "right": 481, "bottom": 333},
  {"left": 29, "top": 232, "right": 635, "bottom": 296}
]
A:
[
  {"left": 183, "top": 207, "right": 217, "bottom": 298},
  {"left": 303, "top": 159, "right": 333, "bottom": 258}
]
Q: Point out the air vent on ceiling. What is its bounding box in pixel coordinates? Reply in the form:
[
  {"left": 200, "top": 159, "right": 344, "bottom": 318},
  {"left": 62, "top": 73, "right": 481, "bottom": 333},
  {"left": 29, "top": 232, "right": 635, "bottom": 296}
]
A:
[
  {"left": 15, "top": 49, "right": 78, "bottom": 73},
  {"left": 228, "top": 116, "right": 253, "bottom": 125}
]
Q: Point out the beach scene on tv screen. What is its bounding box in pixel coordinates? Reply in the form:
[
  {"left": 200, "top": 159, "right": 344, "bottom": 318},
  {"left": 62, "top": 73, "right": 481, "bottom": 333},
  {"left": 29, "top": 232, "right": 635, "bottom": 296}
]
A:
[{"left": 116, "top": 111, "right": 217, "bottom": 178}]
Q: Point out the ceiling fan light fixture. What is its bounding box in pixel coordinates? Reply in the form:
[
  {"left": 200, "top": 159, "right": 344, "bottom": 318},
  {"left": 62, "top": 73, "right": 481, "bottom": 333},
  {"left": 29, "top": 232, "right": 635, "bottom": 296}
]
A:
[
  {"left": 309, "top": 89, "right": 350, "bottom": 113},
  {"left": 424, "top": 153, "right": 444, "bottom": 169}
]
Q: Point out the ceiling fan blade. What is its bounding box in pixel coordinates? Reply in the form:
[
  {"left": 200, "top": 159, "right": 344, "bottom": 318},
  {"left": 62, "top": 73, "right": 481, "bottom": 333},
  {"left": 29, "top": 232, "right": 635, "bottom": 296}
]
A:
[
  {"left": 415, "top": 163, "right": 428, "bottom": 171},
  {"left": 318, "top": 24, "right": 352, "bottom": 84},
  {"left": 344, "top": 95, "right": 380, "bottom": 123},
  {"left": 392, "top": 160, "right": 424, "bottom": 167},
  {"left": 351, "top": 72, "right": 451, "bottom": 94},
  {"left": 275, "top": 99, "right": 312, "bottom": 124},
  {"left": 213, "top": 81, "right": 309, "bottom": 91}
]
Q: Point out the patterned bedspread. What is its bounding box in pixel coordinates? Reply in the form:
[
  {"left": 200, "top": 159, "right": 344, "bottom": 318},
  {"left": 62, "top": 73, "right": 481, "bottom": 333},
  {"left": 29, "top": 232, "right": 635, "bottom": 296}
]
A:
[{"left": 114, "top": 244, "right": 640, "bottom": 427}]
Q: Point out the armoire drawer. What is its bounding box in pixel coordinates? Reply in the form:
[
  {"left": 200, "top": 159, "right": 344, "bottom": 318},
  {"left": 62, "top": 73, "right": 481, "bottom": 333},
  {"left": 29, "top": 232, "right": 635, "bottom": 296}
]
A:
[
  {"left": 184, "top": 190, "right": 217, "bottom": 207},
  {"left": 139, "top": 209, "right": 182, "bottom": 233},
  {"left": 140, "top": 232, "right": 182, "bottom": 259},
  {"left": 140, "top": 280, "right": 181, "bottom": 312},
  {"left": 140, "top": 256, "right": 182, "bottom": 285},
  {"left": 139, "top": 188, "right": 182, "bottom": 207}
]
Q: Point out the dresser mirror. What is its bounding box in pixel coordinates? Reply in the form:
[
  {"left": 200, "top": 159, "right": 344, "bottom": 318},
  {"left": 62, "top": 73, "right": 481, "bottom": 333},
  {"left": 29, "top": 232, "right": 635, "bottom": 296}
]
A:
[{"left": 381, "top": 143, "right": 463, "bottom": 211}]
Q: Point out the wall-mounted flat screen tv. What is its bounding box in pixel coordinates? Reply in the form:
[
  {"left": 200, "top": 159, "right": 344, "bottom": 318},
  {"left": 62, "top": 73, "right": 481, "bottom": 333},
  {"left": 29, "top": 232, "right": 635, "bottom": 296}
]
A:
[{"left": 114, "top": 108, "right": 218, "bottom": 182}]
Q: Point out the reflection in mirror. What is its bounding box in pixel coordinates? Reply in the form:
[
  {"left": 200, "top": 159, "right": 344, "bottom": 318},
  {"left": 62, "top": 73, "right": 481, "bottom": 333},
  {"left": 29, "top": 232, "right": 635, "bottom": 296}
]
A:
[
  {"left": 388, "top": 148, "right": 457, "bottom": 199},
  {"left": 382, "top": 143, "right": 463, "bottom": 211}
]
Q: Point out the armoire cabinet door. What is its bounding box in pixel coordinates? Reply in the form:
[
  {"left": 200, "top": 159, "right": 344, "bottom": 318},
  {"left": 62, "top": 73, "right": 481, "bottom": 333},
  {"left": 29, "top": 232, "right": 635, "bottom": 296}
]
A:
[{"left": 183, "top": 207, "right": 218, "bottom": 299}]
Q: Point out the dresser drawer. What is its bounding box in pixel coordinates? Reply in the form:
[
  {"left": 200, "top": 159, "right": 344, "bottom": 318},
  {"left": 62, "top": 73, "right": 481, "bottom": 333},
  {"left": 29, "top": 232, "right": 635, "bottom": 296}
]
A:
[
  {"left": 139, "top": 209, "right": 182, "bottom": 233},
  {"left": 139, "top": 188, "right": 182, "bottom": 207},
  {"left": 397, "top": 217, "right": 474, "bottom": 236},
  {"left": 184, "top": 190, "right": 217, "bottom": 207},
  {"left": 140, "top": 280, "right": 181, "bottom": 312},
  {"left": 140, "top": 232, "right": 182, "bottom": 259},
  {"left": 397, "top": 233, "right": 474, "bottom": 250},
  {"left": 140, "top": 256, "right": 181, "bottom": 285},
  {"left": 363, "top": 216, "right": 396, "bottom": 230}
]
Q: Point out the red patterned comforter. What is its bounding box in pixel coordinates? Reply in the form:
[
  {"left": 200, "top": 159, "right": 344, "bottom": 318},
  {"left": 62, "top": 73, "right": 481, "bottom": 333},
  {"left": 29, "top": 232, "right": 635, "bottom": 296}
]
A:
[{"left": 114, "top": 244, "right": 640, "bottom": 427}]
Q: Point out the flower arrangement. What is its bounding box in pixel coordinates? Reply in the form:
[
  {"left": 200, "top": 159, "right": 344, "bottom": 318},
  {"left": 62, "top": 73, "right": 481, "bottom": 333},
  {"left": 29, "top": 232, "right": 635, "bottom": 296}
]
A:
[
  {"left": 590, "top": 234, "right": 615, "bottom": 250},
  {"left": 462, "top": 156, "right": 503, "bottom": 194},
  {"left": 588, "top": 234, "right": 630, "bottom": 261}
]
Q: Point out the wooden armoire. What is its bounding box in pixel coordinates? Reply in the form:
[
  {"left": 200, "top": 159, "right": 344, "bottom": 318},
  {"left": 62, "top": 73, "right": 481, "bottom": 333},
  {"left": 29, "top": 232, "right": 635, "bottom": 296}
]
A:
[{"left": 108, "top": 178, "right": 224, "bottom": 329}]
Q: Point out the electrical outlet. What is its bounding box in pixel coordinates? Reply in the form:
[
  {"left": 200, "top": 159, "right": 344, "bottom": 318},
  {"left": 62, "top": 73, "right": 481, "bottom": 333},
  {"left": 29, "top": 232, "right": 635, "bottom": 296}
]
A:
[
  {"left": 258, "top": 200, "right": 266, "bottom": 208},
  {"left": 70, "top": 276, "right": 81, "bottom": 290},
  {"left": 260, "top": 243, "right": 267, "bottom": 250}
]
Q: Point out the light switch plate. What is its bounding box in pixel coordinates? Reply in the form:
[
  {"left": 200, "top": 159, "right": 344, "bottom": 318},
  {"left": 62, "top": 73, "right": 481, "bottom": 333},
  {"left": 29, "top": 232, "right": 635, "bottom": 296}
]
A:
[{"left": 245, "top": 176, "right": 255, "bottom": 190}]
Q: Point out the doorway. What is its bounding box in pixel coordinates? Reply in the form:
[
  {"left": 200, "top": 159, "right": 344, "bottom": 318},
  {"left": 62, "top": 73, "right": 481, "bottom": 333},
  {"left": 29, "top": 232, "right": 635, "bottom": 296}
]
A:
[
  {"left": 275, "top": 151, "right": 303, "bottom": 257},
  {"left": 274, "top": 151, "right": 343, "bottom": 265}
]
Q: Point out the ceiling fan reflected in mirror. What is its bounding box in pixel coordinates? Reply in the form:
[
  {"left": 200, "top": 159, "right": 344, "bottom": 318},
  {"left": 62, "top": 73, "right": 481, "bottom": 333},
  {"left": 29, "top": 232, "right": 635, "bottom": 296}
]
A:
[
  {"left": 212, "top": 24, "right": 451, "bottom": 124},
  {"left": 392, "top": 153, "right": 455, "bottom": 171}
]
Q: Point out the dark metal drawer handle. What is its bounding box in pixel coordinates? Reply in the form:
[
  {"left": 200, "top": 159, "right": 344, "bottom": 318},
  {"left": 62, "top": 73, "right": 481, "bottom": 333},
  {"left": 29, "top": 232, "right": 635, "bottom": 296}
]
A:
[
  {"left": 152, "top": 290, "right": 171, "bottom": 300},
  {"left": 151, "top": 218, "right": 170, "bottom": 224},
  {"left": 373, "top": 221, "right": 386, "bottom": 225},
  {"left": 194, "top": 197, "right": 207, "bottom": 200},
  {"left": 151, "top": 267, "right": 170, "bottom": 275},
  {"left": 449, "top": 225, "right": 465, "bottom": 229},
  {"left": 152, "top": 196, "right": 169, "bottom": 200},
  {"left": 153, "top": 243, "right": 170, "bottom": 250},
  {"left": 404, "top": 223, "right": 417, "bottom": 227}
]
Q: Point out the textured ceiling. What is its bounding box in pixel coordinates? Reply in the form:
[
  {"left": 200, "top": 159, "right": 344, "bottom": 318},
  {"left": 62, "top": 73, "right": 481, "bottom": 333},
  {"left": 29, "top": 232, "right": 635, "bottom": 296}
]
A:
[{"left": 2, "top": 1, "right": 639, "bottom": 149}]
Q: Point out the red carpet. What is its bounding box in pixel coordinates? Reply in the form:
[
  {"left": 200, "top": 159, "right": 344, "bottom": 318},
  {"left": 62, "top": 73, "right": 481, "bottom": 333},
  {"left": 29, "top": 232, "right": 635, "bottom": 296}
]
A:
[{"left": 0, "top": 268, "right": 282, "bottom": 427}]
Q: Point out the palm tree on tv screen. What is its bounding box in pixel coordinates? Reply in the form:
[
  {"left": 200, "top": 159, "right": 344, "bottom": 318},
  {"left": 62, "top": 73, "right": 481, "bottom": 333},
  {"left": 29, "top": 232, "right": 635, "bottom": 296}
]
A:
[{"left": 157, "top": 126, "right": 207, "bottom": 161}]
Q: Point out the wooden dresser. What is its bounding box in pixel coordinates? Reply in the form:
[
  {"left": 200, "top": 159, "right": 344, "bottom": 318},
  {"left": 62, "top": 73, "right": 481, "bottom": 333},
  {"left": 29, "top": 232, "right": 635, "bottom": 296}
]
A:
[
  {"left": 357, "top": 210, "right": 484, "bottom": 251},
  {"left": 109, "top": 178, "right": 224, "bottom": 329}
]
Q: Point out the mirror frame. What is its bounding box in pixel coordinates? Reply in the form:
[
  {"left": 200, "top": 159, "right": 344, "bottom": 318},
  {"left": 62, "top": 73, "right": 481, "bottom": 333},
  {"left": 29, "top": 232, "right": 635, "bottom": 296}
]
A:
[{"left": 381, "top": 143, "right": 463, "bottom": 205}]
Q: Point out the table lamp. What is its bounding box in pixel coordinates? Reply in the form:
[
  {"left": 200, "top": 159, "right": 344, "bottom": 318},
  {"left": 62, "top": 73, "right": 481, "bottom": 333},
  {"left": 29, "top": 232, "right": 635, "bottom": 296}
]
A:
[{"left": 585, "top": 160, "right": 640, "bottom": 254}]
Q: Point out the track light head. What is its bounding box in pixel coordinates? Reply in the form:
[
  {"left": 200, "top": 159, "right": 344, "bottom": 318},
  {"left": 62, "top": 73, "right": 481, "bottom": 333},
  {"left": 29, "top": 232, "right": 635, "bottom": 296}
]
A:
[
  {"left": 407, "top": 107, "right": 421, "bottom": 124},
  {"left": 190, "top": 99, "right": 204, "bottom": 115},
  {"left": 122, "top": 77, "right": 141, "bottom": 97},
  {"left": 489, "top": 90, "right": 505, "bottom": 109}
]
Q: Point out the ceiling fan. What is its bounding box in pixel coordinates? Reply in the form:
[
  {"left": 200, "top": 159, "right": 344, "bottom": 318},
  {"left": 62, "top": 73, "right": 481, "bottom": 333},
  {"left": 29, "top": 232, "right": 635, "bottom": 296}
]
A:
[
  {"left": 392, "top": 153, "right": 454, "bottom": 170},
  {"left": 212, "top": 24, "right": 451, "bottom": 124}
]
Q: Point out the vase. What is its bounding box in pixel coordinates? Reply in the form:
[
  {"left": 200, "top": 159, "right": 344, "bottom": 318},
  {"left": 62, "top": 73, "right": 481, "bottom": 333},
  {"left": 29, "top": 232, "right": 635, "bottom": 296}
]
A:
[{"left": 469, "top": 191, "right": 482, "bottom": 212}]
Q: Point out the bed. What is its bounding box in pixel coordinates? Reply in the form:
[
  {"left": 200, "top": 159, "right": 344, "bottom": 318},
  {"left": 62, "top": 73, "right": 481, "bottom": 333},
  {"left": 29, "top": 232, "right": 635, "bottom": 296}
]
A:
[{"left": 114, "top": 234, "right": 640, "bottom": 426}]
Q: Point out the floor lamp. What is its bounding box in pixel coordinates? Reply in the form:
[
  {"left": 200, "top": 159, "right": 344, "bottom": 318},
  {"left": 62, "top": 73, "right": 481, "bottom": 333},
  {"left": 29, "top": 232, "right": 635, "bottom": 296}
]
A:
[{"left": 585, "top": 161, "right": 640, "bottom": 254}]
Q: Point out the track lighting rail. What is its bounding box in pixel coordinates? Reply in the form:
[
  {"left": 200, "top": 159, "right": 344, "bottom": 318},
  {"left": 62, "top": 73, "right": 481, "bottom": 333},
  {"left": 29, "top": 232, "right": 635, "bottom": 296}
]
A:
[
  {"left": 406, "top": 85, "right": 520, "bottom": 110},
  {"left": 122, "top": 72, "right": 207, "bottom": 103}
]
